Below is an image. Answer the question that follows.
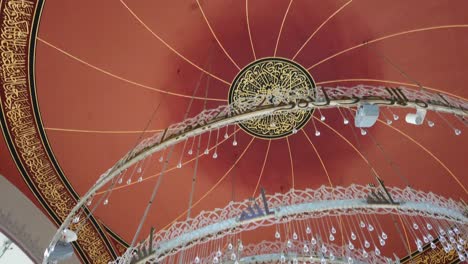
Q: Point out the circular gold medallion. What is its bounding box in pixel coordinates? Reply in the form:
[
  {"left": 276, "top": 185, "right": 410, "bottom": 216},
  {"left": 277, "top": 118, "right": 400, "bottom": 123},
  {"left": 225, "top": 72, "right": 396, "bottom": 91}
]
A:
[{"left": 229, "top": 58, "right": 316, "bottom": 139}]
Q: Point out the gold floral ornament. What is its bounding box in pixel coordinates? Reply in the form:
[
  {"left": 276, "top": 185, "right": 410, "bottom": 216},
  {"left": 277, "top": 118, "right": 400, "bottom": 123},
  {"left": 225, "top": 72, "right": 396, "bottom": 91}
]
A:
[{"left": 229, "top": 58, "right": 316, "bottom": 139}]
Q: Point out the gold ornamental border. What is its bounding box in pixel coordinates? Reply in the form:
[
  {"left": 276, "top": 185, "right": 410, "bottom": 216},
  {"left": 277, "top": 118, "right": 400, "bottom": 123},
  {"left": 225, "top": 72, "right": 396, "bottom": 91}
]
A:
[{"left": 0, "top": 0, "right": 119, "bottom": 263}]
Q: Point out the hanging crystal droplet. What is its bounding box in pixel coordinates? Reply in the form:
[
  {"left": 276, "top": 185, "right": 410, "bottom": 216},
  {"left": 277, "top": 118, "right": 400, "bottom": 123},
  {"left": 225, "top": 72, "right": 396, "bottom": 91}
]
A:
[
  {"left": 287, "top": 240, "right": 292, "bottom": 248},
  {"left": 386, "top": 119, "right": 392, "bottom": 125},
  {"left": 458, "top": 253, "right": 466, "bottom": 262},
  {"left": 188, "top": 149, "right": 193, "bottom": 155},
  {"left": 454, "top": 129, "right": 461, "bottom": 136},
  {"left": 453, "top": 227, "right": 460, "bottom": 235},
  {"left": 459, "top": 237, "right": 465, "bottom": 244},
  {"left": 103, "top": 199, "right": 108, "bottom": 205},
  {"left": 427, "top": 120, "right": 434, "bottom": 127},
  {"left": 348, "top": 241, "right": 354, "bottom": 250},
  {"left": 440, "top": 236, "right": 446, "bottom": 243},
  {"left": 364, "top": 240, "right": 370, "bottom": 248},
  {"left": 306, "top": 226, "right": 311, "bottom": 234},
  {"left": 195, "top": 256, "right": 200, "bottom": 263},
  {"left": 348, "top": 257, "right": 354, "bottom": 264},
  {"left": 448, "top": 229, "right": 454, "bottom": 237},
  {"left": 230, "top": 252, "right": 236, "bottom": 260},
  {"left": 303, "top": 245, "right": 309, "bottom": 253},
  {"left": 293, "top": 232, "right": 298, "bottom": 240},
  {"left": 368, "top": 224, "right": 374, "bottom": 232},
  {"left": 423, "top": 236, "right": 429, "bottom": 243},
  {"left": 379, "top": 237, "right": 385, "bottom": 246},
  {"left": 428, "top": 234, "right": 434, "bottom": 241},
  {"left": 275, "top": 231, "right": 281, "bottom": 239},
  {"left": 439, "top": 228, "right": 446, "bottom": 236},
  {"left": 311, "top": 237, "right": 317, "bottom": 245},
  {"left": 329, "top": 234, "right": 335, "bottom": 241},
  {"left": 416, "top": 239, "right": 422, "bottom": 246},
  {"left": 382, "top": 232, "right": 387, "bottom": 240},
  {"left": 413, "top": 223, "right": 419, "bottom": 230},
  {"left": 280, "top": 254, "right": 286, "bottom": 263},
  {"left": 86, "top": 200, "right": 92, "bottom": 206},
  {"left": 315, "top": 130, "right": 321, "bottom": 136},
  {"left": 73, "top": 216, "right": 80, "bottom": 223},
  {"left": 362, "top": 249, "right": 368, "bottom": 258},
  {"left": 417, "top": 246, "right": 423, "bottom": 252},
  {"left": 320, "top": 257, "right": 326, "bottom": 264},
  {"left": 331, "top": 226, "right": 336, "bottom": 234},
  {"left": 430, "top": 242, "right": 436, "bottom": 249},
  {"left": 393, "top": 114, "right": 399, "bottom": 120},
  {"left": 177, "top": 162, "right": 182, "bottom": 168},
  {"left": 375, "top": 247, "right": 381, "bottom": 256},
  {"left": 320, "top": 115, "right": 326, "bottom": 121},
  {"left": 344, "top": 119, "right": 349, "bottom": 125},
  {"left": 137, "top": 167, "right": 142, "bottom": 173},
  {"left": 351, "top": 232, "right": 357, "bottom": 240},
  {"left": 321, "top": 244, "right": 327, "bottom": 253},
  {"left": 204, "top": 149, "right": 209, "bottom": 155},
  {"left": 224, "top": 133, "right": 229, "bottom": 139},
  {"left": 213, "top": 256, "right": 219, "bottom": 263},
  {"left": 228, "top": 243, "right": 233, "bottom": 250},
  {"left": 238, "top": 242, "right": 243, "bottom": 251},
  {"left": 232, "top": 140, "right": 238, "bottom": 146},
  {"left": 126, "top": 179, "right": 131, "bottom": 185},
  {"left": 118, "top": 178, "right": 123, "bottom": 184},
  {"left": 329, "top": 253, "right": 335, "bottom": 261},
  {"left": 360, "top": 129, "right": 367, "bottom": 135},
  {"left": 292, "top": 128, "right": 298, "bottom": 134},
  {"left": 216, "top": 250, "right": 222, "bottom": 257},
  {"left": 449, "top": 236, "right": 456, "bottom": 243},
  {"left": 212, "top": 152, "right": 218, "bottom": 159},
  {"left": 137, "top": 176, "right": 143, "bottom": 182},
  {"left": 360, "top": 221, "right": 365, "bottom": 228},
  {"left": 158, "top": 156, "right": 163, "bottom": 162}
]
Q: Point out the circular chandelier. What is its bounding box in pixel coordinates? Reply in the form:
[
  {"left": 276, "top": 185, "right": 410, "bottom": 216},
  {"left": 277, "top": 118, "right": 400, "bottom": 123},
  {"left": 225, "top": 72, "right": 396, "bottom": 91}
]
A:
[{"left": 42, "top": 75, "right": 468, "bottom": 263}]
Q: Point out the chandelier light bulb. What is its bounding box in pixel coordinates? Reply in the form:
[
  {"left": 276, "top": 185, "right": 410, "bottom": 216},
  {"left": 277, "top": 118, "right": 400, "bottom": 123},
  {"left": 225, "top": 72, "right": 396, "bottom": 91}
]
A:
[
  {"left": 287, "top": 240, "right": 292, "bottom": 248},
  {"left": 360, "top": 221, "right": 365, "bottom": 228},
  {"left": 315, "top": 130, "right": 321, "bottom": 136},
  {"left": 320, "top": 115, "right": 326, "bottom": 121},
  {"left": 224, "top": 133, "right": 229, "bottom": 139},
  {"left": 344, "top": 119, "right": 349, "bottom": 125},
  {"left": 73, "top": 216, "right": 80, "bottom": 223},
  {"left": 303, "top": 245, "right": 309, "bottom": 253},
  {"left": 351, "top": 232, "right": 357, "bottom": 240},
  {"left": 275, "top": 231, "right": 281, "bottom": 239},
  {"left": 292, "top": 128, "right": 298, "bottom": 134},
  {"left": 232, "top": 140, "right": 238, "bottom": 146},
  {"left": 177, "top": 162, "right": 182, "bottom": 168},
  {"left": 103, "top": 199, "right": 108, "bottom": 205},
  {"left": 360, "top": 129, "right": 367, "bottom": 136},
  {"left": 230, "top": 253, "right": 236, "bottom": 261},
  {"left": 126, "top": 179, "right": 131, "bottom": 185},
  {"left": 195, "top": 256, "right": 200, "bottom": 263},
  {"left": 368, "top": 224, "right": 374, "bottom": 232},
  {"left": 348, "top": 257, "right": 354, "bottom": 264},
  {"left": 375, "top": 247, "right": 381, "bottom": 256},
  {"left": 306, "top": 226, "right": 311, "bottom": 234},
  {"left": 413, "top": 223, "right": 419, "bottom": 230},
  {"left": 137, "top": 167, "right": 142, "bottom": 173},
  {"left": 329, "top": 233, "right": 335, "bottom": 241},
  {"left": 216, "top": 250, "right": 222, "bottom": 257},
  {"left": 188, "top": 149, "right": 193, "bottom": 155},
  {"left": 320, "top": 257, "right": 326, "bottom": 264},
  {"left": 293, "top": 232, "right": 298, "bottom": 240},
  {"left": 311, "top": 237, "right": 317, "bottom": 245},
  {"left": 364, "top": 240, "right": 370, "bottom": 248},
  {"left": 379, "top": 237, "right": 385, "bottom": 246},
  {"left": 321, "top": 244, "right": 327, "bottom": 253},
  {"left": 204, "top": 149, "right": 209, "bottom": 155},
  {"left": 381, "top": 232, "right": 387, "bottom": 240},
  {"left": 329, "top": 253, "right": 335, "bottom": 261},
  {"left": 331, "top": 226, "right": 336, "bottom": 234},
  {"left": 362, "top": 249, "right": 368, "bottom": 258},
  {"left": 137, "top": 176, "right": 142, "bottom": 183},
  {"left": 427, "top": 120, "right": 434, "bottom": 127},
  {"left": 280, "top": 254, "right": 286, "bottom": 263},
  {"left": 293, "top": 258, "right": 299, "bottom": 264},
  {"left": 430, "top": 242, "right": 436, "bottom": 249},
  {"left": 213, "top": 256, "right": 219, "bottom": 263},
  {"left": 423, "top": 235, "right": 429, "bottom": 243},
  {"left": 118, "top": 178, "right": 123, "bottom": 184},
  {"left": 228, "top": 243, "right": 233, "bottom": 250},
  {"left": 86, "top": 200, "right": 92, "bottom": 206},
  {"left": 158, "top": 156, "right": 163, "bottom": 162},
  {"left": 454, "top": 129, "right": 461, "bottom": 136},
  {"left": 393, "top": 114, "right": 399, "bottom": 120},
  {"left": 386, "top": 119, "right": 392, "bottom": 125},
  {"left": 212, "top": 152, "right": 218, "bottom": 159},
  {"left": 426, "top": 223, "right": 433, "bottom": 230},
  {"left": 348, "top": 241, "right": 354, "bottom": 250}
]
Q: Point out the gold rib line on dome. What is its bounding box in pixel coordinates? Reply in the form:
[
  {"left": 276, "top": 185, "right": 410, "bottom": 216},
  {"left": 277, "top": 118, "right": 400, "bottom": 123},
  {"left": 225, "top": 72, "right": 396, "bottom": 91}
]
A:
[
  {"left": 285, "top": 137, "right": 295, "bottom": 188},
  {"left": 118, "top": 0, "right": 231, "bottom": 85},
  {"left": 196, "top": 0, "right": 241, "bottom": 70},
  {"left": 307, "top": 24, "right": 468, "bottom": 70},
  {"left": 37, "top": 38, "right": 227, "bottom": 101},
  {"left": 398, "top": 215, "right": 413, "bottom": 255},
  {"left": 273, "top": 0, "right": 293, "bottom": 57},
  {"left": 94, "top": 128, "right": 241, "bottom": 195},
  {"left": 316, "top": 78, "right": 468, "bottom": 101},
  {"left": 45, "top": 127, "right": 164, "bottom": 134},
  {"left": 163, "top": 137, "right": 255, "bottom": 230},
  {"left": 301, "top": 129, "right": 333, "bottom": 187},
  {"left": 312, "top": 116, "right": 411, "bottom": 253},
  {"left": 302, "top": 127, "right": 346, "bottom": 251},
  {"left": 252, "top": 140, "right": 271, "bottom": 196},
  {"left": 374, "top": 117, "right": 468, "bottom": 195},
  {"left": 245, "top": 0, "right": 257, "bottom": 60},
  {"left": 292, "top": 0, "right": 353, "bottom": 60}
]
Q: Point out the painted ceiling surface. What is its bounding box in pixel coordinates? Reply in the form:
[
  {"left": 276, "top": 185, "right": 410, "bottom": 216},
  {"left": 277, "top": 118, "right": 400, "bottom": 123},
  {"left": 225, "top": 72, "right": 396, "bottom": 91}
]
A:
[{"left": 0, "top": 0, "right": 467, "bottom": 263}]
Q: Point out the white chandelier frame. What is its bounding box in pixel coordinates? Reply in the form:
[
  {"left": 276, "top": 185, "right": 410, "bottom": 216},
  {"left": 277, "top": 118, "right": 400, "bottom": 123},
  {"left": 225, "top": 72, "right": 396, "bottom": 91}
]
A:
[{"left": 43, "top": 85, "right": 468, "bottom": 264}]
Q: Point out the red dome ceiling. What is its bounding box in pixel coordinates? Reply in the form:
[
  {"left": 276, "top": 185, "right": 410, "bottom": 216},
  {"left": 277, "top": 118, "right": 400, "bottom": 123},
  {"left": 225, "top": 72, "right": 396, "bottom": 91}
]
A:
[{"left": 1, "top": 0, "right": 467, "bottom": 263}]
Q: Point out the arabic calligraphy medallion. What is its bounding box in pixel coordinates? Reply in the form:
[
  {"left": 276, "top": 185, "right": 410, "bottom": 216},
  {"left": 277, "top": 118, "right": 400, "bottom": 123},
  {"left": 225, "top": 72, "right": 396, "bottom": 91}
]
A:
[{"left": 229, "top": 58, "right": 316, "bottom": 139}]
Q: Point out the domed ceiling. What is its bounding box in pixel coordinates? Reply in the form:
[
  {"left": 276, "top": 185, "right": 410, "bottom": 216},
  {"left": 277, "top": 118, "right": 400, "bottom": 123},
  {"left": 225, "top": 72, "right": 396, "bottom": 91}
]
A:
[{"left": 0, "top": 0, "right": 467, "bottom": 263}]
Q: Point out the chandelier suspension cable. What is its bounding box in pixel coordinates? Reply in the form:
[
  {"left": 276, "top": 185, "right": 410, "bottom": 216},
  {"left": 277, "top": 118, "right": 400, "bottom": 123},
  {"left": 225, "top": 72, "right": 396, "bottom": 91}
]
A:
[
  {"left": 128, "top": 53, "right": 214, "bottom": 250},
  {"left": 72, "top": 91, "right": 170, "bottom": 234}
]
